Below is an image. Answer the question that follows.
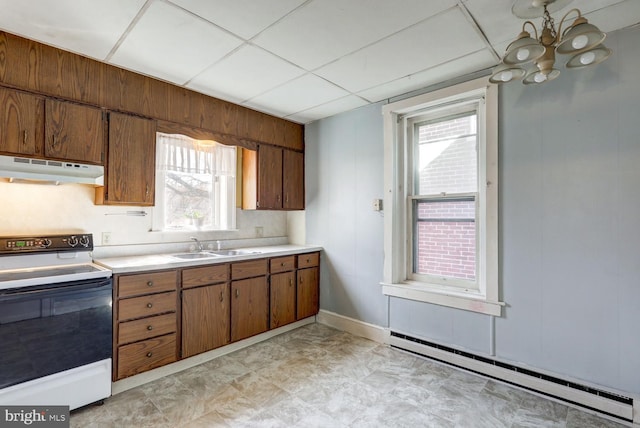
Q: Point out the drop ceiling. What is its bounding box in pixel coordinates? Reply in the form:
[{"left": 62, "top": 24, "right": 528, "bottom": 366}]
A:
[{"left": 0, "top": 0, "right": 637, "bottom": 124}]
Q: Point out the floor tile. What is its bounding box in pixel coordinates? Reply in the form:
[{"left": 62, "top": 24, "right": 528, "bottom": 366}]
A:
[{"left": 70, "top": 324, "right": 628, "bottom": 428}]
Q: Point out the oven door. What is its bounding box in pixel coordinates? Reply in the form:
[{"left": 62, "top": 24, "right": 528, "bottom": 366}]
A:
[{"left": 0, "top": 277, "right": 112, "bottom": 390}]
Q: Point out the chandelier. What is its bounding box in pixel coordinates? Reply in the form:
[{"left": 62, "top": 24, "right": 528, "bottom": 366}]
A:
[{"left": 490, "top": 0, "right": 611, "bottom": 85}]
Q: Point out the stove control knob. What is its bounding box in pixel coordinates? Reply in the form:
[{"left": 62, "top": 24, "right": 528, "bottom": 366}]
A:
[
  {"left": 68, "top": 236, "right": 79, "bottom": 247},
  {"left": 80, "top": 235, "right": 90, "bottom": 247},
  {"left": 42, "top": 239, "right": 52, "bottom": 248}
]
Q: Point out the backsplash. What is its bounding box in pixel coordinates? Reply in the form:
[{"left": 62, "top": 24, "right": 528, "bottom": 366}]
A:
[{"left": 0, "top": 181, "right": 288, "bottom": 249}]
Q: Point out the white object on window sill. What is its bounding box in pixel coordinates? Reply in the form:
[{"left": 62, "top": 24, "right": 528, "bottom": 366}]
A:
[{"left": 381, "top": 281, "right": 504, "bottom": 316}]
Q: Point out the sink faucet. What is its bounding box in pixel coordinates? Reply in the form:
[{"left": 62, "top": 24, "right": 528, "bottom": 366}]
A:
[{"left": 190, "top": 237, "right": 204, "bottom": 252}]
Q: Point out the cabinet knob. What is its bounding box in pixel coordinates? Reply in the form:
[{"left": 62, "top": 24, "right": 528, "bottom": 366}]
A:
[
  {"left": 51, "top": 135, "right": 57, "bottom": 149},
  {"left": 147, "top": 281, "right": 154, "bottom": 287},
  {"left": 147, "top": 325, "right": 153, "bottom": 331},
  {"left": 145, "top": 185, "right": 149, "bottom": 196},
  {"left": 220, "top": 291, "right": 224, "bottom": 302},
  {"left": 23, "top": 130, "right": 28, "bottom": 145},
  {"left": 235, "top": 289, "right": 239, "bottom": 298},
  {"left": 146, "top": 352, "right": 153, "bottom": 358},
  {"left": 146, "top": 303, "right": 153, "bottom": 308},
  {"left": 289, "top": 279, "right": 293, "bottom": 287},
  {"left": 280, "top": 263, "right": 285, "bottom": 267}
]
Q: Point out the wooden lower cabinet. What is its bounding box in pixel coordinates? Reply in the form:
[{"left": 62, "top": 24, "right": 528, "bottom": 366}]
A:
[
  {"left": 111, "top": 251, "right": 319, "bottom": 380},
  {"left": 182, "top": 283, "right": 230, "bottom": 358},
  {"left": 118, "top": 333, "right": 177, "bottom": 379},
  {"left": 113, "top": 270, "right": 178, "bottom": 381},
  {"left": 297, "top": 267, "right": 319, "bottom": 320},
  {"left": 270, "top": 271, "right": 296, "bottom": 328},
  {"left": 231, "top": 276, "right": 269, "bottom": 342}
]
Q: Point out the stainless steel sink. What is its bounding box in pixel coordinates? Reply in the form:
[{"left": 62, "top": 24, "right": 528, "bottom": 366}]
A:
[
  {"left": 208, "top": 250, "right": 262, "bottom": 256},
  {"left": 171, "top": 252, "right": 221, "bottom": 260}
]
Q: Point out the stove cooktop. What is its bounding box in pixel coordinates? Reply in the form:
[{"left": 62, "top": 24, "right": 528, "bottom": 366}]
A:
[{"left": 0, "top": 263, "right": 112, "bottom": 291}]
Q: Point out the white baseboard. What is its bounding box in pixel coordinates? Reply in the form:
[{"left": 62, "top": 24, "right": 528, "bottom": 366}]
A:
[
  {"left": 112, "top": 317, "right": 315, "bottom": 395},
  {"left": 316, "top": 309, "right": 389, "bottom": 344}
]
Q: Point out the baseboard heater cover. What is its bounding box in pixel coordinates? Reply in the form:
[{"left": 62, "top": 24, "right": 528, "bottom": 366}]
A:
[{"left": 389, "top": 331, "right": 635, "bottom": 424}]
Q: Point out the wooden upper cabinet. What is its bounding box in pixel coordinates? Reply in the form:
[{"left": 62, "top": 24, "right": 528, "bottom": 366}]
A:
[
  {"left": 283, "top": 149, "right": 304, "bottom": 210},
  {"left": 0, "top": 87, "right": 44, "bottom": 157},
  {"left": 44, "top": 99, "right": 104, "bottom": 164},
  {"left": 242, "top": 145, "right": 304, "bottom": 211},
  {"left": 99, "top": 112, "right": 156, "bottom": 206},
  {"left": 257, "top": 144, "right": 283, "bottom": 209}
]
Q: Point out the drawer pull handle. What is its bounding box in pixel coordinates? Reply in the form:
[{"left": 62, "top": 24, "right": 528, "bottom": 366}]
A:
[
  {"left": 147, "top": 281, "right": 154, "bottom": 287},
  {"left": 146, "top": 303, "right": 153, "bottom": 308},
  {"left": 146, "top": 352, "right": 153, "bottom": 358},
  {"left": 147, "top": 325, "right": 153, "bottom": 331}
]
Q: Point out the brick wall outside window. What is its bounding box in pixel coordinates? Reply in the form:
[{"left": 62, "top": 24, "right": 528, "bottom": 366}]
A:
[{"left": 414, "top": 114, "right": 477, "bottom": 281}]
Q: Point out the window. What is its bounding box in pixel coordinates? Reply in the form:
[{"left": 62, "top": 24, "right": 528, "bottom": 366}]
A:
[
  {"left": 382, "top": 77, "right": 502, "bottom": 316},
  {"left": 153, "top": 132, "right": 236, "bottom": 231}
]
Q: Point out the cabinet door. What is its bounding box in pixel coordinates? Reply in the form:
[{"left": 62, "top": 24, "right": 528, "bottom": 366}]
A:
[
  {"left": 231, "top": 276, "right": 268, "bottom": 342},
  {"left": 103, "top": 112, "right": 156, "bottom": 205},
  {"left": 297, "top": 267, "right": 319, "bottom": 320},
  {"left": 182, "top": 283, "right": 230, "bottom": 358},
  {"left": 257, "top": 144, "right": 282, "bottom": 209},
  {"left": 0, "top": 88, "right": 43, "bottom": 156},
  {"left": 270, "top": 271, "right": 296, "bottom": 329},
  {"left": 283, "top": 149, "right": 304, "bottom": 210},
  {"left": 45, "top": 99, "right": 104, "bottom": 164}
]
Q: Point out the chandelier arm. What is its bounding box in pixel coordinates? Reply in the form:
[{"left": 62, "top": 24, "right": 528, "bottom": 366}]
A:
[
  {"left": 522, "top": 20, "right": 539, "bottom": 40},
  {"left": 557, "top": 8, "right": 583, "bottom": 40}
]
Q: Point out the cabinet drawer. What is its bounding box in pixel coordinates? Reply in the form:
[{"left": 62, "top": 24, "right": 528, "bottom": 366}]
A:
[
  {"left": 270, "top": 256, "right": 296, "bottom": 273},
  {"left": 118, "top": 313, "right": 176, "bottom": 345},
  {"left": 118, "top": 271, "right": 177, "bottom": 298},
  {"left": 117, "top": 333, "right": 177, "bottom": 379},
  {"left": 118, "top": 291, "right": 177, "bottom": 322},
  {"left": 182, "top": 264, "right": 229, "bottom": 289},
  {"left": 231, "top": 259, "right": 267, "bottom": 280},
  {"left": 297, "top": 252, "right": 319, "bottom": 269}
]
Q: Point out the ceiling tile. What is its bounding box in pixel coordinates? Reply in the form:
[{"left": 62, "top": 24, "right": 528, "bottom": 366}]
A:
[
  {"left": 286, "top": 95, "right": 369, "bottom": 123},
  {"left": 168, "top": 0, "right": 306, "bottom": 39},
  {"left": 187, "top": 45, "right": 306, "bottom": 103},
  {"left": 315, "top": 7, "right": 487, "bottom": 93},
  {"left": 244, "top": 74, "right": 350, "bottom": 117},
  {"left": 358, "top": 50, "right": 496, "bottom": 102},
  {"left": 254, "top": 0, "right": 458, "bottom": 70},
  {"left": 0, "top": 0, "right": 145, "bottom": 60},
  {"left": 110, "top": 1, "right": 243, "bottom": 85},
  {"left": 579, "top": 0, "right": 640, "bottom": 33}
]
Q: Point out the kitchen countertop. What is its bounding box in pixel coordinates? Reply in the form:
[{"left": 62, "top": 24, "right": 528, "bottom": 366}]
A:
[{"left": 93, "top": 244, "right": 323, "bottom": 274}]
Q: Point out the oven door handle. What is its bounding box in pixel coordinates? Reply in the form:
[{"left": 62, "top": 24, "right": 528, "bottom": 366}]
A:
[{"left": 0, "top": 277, "right": 112, "bottom": 300}]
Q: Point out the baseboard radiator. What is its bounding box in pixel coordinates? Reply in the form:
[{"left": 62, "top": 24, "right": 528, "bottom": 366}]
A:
[{"left": 389, "top": 331, "right": 636, "bottom": 425}]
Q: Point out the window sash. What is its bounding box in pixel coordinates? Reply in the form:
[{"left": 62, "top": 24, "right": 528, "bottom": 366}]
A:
[{"left": 153, "top": 133, "right": 236, "bottom": 232}]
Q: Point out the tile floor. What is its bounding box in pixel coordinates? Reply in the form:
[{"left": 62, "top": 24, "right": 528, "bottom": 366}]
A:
[{"left": 71, "top": 324, "right": 626, "bottom": 427}]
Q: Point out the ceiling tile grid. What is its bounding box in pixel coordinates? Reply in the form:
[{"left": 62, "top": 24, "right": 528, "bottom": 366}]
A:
[{"left": 0, "top": 0, "right": 637, "bottom": 123}]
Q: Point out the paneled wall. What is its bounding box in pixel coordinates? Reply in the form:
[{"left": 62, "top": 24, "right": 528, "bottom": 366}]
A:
[{"left": 305, "top": 26, "right": 640, "bottom": 395}]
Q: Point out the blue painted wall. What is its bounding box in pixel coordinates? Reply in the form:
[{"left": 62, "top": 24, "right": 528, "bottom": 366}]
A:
[{"left": 305, "top": 26, "right": 640, "bottom": 395}]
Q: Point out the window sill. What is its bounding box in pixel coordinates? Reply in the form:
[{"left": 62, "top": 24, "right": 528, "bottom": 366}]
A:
[{"left": 381, "top": 281, "right": 504, "bottom": 316}]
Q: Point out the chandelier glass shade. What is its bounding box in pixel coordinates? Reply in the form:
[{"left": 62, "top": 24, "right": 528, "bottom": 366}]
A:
[{"left": 490, "top": 3, "right": 611, "bottom": 85}]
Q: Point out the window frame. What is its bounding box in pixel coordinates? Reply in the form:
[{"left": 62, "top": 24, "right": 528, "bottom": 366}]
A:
[
  {"left": 381, "top": 77, "right": 503, "bottom": 316},
  {"left": 152, "top": 132, "right": 237, "bottom": 233}
]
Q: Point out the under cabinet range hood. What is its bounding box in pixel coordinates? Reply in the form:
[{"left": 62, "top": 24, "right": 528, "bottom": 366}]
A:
[{"left": 0, "top": 155, "right": 104, "bottom": 186}]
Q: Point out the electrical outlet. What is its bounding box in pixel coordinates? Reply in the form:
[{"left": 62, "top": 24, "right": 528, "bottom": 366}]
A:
[
  {"left": 373, "top": 199, "right": 383, "bottom": 211},
  {"left": 255, "top": 226, "right": 263, "bottom": 238},
  {"left": 102, "top": 232, "right": 111, "bottom": 245}
]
